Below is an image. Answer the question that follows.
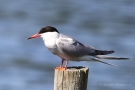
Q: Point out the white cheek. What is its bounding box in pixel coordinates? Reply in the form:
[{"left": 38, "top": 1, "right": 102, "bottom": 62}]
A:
[
  {"left": 41, "top": 33, "right": 49, "bottom": 40},
  {"left": 40, "top": 32, "right": 59, "bottom": 48},
  {"left": 41, "top": 32, "right": 59, "bottom": 41}
]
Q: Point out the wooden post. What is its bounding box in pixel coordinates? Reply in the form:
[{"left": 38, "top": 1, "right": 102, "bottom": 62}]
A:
[{"left": 54, "top": 66, "right": 89, "bottom": 90}]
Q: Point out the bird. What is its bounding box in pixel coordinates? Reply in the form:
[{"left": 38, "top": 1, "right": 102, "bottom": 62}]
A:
[{"left": 27, "top": 26, "right": 129, "bottom": 70}]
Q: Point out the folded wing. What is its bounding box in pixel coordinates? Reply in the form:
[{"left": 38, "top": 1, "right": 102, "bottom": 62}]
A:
[{"left": 56, "top": 38, "right": 95, "bottom": 58}]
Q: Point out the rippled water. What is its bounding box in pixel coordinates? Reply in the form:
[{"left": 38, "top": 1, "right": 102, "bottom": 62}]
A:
[{"left": 0, "top": 0, "right": 135, "bottom": 90}]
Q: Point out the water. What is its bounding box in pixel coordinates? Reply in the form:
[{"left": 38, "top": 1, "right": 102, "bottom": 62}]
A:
[{"left": 0, "top": 0, "right": 135, "bottom": 90}]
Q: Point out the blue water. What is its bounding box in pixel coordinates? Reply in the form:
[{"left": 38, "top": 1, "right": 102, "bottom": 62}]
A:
[{"left": 0, "top": 0, "right": 135, "bottom": 90}]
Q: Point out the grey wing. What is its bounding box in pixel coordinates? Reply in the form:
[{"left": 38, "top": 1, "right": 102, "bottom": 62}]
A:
[{"left": 56, "top": 38, "right": 95, "bottom": 58}]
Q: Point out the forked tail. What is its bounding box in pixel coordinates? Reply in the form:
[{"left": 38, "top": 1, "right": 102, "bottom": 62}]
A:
[
  {"left": 95, "top": 55, "right": 129, "bottom": 60},
  {"left": 90, "top": 58, "right": 118, "bottom": 67}
]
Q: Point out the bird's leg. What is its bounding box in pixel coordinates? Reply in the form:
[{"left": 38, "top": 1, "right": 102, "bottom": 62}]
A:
[
  {"left": 55, "top": 59, "right": 66, "bottom": 70},
  {"left": 64, "top": 60, "right": 69, "bottom": 68},
  {"left": 59, "top": 59, "right": 64, "bottom": 68}
]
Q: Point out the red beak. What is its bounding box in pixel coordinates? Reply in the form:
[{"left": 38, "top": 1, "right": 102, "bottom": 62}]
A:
[{"left": 27, "top": 33, "right": 41, "bottom": 40}]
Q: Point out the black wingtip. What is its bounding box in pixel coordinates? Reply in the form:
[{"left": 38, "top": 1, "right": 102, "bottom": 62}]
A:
[{"left": 94, "top": 50, "right": 115, "bottom": 55}]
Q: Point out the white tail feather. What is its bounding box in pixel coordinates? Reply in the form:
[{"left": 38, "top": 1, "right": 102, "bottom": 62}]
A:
[
  {"left": 78, "top": 56, "right": 117, "bottom": 67},
  {"left": 91, "top": 58, "right": 117, "bottom": 67},
  {"left": 95, "top": 55, "right": 129, "bottom": 60}
]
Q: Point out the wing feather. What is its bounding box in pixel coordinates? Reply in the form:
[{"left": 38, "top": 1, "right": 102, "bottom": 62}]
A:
[{"left": 56, "top": 37, "right": 95, "bottom": 59}]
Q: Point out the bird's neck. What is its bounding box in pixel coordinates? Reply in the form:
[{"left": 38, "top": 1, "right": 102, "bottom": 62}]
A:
[
  {"left": 41, "top": 32, "right": 59, "bottom": 49},
  {"left": 41, "top": 32, "right": 59, "bottom": 41}
]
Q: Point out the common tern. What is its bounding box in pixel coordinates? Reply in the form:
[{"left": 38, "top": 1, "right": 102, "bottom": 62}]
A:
[{"left": 28, "top": 26, "right": 129, "bottom": 70}]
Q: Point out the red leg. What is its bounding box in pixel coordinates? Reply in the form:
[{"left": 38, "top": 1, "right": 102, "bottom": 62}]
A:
[
  {"left": 60, "top": 59, "right": 64, "bottom": 68},
  {"left": 55, "top": 59, "right": 66, "bottom": 70},
  {"left": 65, "top": 60, "right": 69, "bottom": 68}
]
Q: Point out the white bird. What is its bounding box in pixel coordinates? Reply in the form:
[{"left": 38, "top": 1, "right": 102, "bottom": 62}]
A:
[{"left": 28, "top": 26, "right": 129, "bottom": 70}]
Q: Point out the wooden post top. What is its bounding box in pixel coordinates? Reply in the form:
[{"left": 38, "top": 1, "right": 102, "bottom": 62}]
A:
[{"left": 54, "top": 66, "right": 89, "bottom": 90}]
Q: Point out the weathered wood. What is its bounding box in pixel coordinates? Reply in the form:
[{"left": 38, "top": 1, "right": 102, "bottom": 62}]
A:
[{"left": 54, "top": 66, "right": 89, "bottom": 90}]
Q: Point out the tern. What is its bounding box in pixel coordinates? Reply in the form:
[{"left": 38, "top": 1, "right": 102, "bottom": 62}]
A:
[{"left": 28, "top": 26, "right": 129, "bottom": 70}]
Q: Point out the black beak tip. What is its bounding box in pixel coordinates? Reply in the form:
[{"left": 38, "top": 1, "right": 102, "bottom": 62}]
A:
[{"left": 27, "top": 37, "right": 31, "bottom": 40}]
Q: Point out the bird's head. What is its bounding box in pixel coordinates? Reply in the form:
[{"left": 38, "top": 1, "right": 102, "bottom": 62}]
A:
[{"left": 27, "top": 26, "right": 59, "bottom": 40}]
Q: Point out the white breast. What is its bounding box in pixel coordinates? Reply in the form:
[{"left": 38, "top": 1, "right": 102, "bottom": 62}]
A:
[
  {"left": 45, "top": 39, "right": 65, "bottom": 58},
  {"left": 41, "top": 32, "right": 61, "bottom": 55},
  {"left": 43, "top": 36, "right": 58, "bottom": 54},
  {"left": 41, "top": 32, "right": 70, "bottom": 59}
]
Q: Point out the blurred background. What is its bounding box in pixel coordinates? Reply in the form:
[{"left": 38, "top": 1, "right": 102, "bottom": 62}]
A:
[{"left": 0, "top": 0, "right": 135, "bottom": 90}]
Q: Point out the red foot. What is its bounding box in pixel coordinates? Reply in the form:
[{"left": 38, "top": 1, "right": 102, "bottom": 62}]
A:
[
  {"left": 55, "top": 66, "right": 67, "bottom": 70},
  {"left": 54, "top": 60, "right": 68, "bottom": 71}
]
